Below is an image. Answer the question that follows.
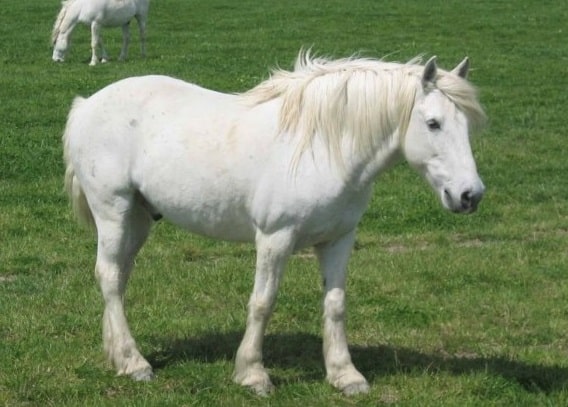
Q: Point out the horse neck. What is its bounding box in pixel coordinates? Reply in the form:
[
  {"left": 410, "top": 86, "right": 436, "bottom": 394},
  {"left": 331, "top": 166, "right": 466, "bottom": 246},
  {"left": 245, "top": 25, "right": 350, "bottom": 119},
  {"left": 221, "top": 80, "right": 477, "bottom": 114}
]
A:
[
  {"left": 329, "top": 68, "right": 417, "bottom": 185},
  {"left": 341, "top": 128, "right": 403, "bottom": 188},
  {"left": 336, "top": 84, "right": 414, "bottom": 187},
  {"left": 52, "top": 0, "right": 79, "bottom": 43}
]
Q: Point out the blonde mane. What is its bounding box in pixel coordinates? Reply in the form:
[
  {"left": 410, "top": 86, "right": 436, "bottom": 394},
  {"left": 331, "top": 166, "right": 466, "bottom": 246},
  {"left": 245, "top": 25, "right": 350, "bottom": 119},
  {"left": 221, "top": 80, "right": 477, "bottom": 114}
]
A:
[{"left": 242, "top": 51, "right": 486, "bottom": 169}]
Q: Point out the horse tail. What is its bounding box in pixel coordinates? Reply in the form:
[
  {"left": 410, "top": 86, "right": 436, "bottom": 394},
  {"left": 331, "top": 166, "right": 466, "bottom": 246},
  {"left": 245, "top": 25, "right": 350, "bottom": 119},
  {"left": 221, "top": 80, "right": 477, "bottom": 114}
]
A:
[
  {"left": 63, "top": 97, "right": 96, "bottom": 230},
  {"left": 52, "top": 0, "right": 73, "bottom": 45}
]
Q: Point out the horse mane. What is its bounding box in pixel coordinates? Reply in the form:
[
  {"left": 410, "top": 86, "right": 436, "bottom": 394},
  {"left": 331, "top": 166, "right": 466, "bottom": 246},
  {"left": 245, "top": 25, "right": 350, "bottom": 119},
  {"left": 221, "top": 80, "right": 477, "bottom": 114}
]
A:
[
  {"left": 242, "top": 50, "right": 486, "bottom": 169},
  {"left": 52, "top": 0, "right": 74, "bottom": 45}
]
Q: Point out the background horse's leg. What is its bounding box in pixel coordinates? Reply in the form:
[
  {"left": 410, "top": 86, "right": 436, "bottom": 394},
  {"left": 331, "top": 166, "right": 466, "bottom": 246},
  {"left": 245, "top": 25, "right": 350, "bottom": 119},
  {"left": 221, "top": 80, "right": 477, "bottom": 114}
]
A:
[
  {"left": 135, "top": 14, "right": 147, "bottom": 58},
  {"left": 315, "top": 231, "right": 370, "bottom": 396},
  {"left": 233, "top": 230, "right": 294, "bottom": 395},
  {"left": 119, "top": 23, "right": 130, "bottom": 61},
  {"left": 92, "top": 195, "right": 154, "bottom": 380},
  {"left": 89, "top": 22, "right": 109, "bottom": 65},
  {"left": 89, "top": 22, "right": 100, "bottom": 65}
]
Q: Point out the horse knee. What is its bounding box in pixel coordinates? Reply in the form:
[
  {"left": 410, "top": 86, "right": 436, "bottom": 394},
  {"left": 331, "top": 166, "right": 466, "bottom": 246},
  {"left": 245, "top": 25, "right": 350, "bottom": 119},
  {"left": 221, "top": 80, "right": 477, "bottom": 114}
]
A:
[
  {"left": 248, "top": 297, "right": 274, "bottom": 321},
  {"left": 324, "top": 288, "right": 345, "bottom": 321}
]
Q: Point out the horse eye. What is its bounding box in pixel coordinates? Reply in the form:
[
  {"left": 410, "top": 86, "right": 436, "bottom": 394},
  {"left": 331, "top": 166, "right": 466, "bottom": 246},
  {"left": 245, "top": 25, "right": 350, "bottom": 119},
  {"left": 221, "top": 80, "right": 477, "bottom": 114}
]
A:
[{"left": 426, "top": 119, "right": 441, "bottom": 130}]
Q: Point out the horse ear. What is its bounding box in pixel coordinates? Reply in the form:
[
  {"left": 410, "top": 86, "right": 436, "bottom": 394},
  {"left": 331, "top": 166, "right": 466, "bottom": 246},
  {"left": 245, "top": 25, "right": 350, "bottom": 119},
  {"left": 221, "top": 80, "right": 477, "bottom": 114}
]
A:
[
  {"left": 452, "top": 57, "right": 470, "bottom": 79},
  {"left": 422, "top": 56, "right": 438, "bottom": 86}
]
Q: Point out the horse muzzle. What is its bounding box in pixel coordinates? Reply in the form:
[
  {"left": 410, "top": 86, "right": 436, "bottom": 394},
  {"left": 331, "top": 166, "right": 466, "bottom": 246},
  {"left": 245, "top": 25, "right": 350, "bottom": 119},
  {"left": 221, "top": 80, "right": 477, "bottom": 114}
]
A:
[{"left": 442, "top": 181, "right": 485, "bottom": 214}]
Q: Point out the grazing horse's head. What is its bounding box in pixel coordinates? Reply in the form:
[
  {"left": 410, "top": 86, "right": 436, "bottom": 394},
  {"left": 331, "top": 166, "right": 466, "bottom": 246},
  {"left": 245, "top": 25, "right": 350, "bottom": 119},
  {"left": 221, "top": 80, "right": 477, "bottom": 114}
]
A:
[{"left": 403, "top": 57, "right": 486, "bottom": 213}]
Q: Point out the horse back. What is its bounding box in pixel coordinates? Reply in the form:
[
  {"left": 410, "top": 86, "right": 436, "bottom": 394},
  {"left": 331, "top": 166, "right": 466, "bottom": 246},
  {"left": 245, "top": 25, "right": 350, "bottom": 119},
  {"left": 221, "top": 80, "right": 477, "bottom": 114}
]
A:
[{"left": 76, "top": 0, "right": 149, "bottom": 25}]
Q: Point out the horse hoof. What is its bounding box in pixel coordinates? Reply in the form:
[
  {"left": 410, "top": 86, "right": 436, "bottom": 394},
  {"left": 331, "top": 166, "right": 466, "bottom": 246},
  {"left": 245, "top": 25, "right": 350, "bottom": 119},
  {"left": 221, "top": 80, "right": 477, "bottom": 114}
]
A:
[
  {"left": 246, "top": 381, "right": 274, "bottom": 397},
  {"left": 342, "top": 381, "right": 370, "bottom": 396},
  {"left": 234, "top": 370, "right": 274, "bottom": 396},
  {"left": 130, "top": 368, "right": 154, "bottom": 382}
]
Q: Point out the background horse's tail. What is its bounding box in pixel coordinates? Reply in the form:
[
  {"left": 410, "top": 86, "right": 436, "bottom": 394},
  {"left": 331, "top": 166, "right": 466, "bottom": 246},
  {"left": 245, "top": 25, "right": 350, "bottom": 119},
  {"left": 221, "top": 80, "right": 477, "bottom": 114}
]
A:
[
  {"left": 51, "top": 0, "right": 73, "bottom": 45},
  {"left": 63, "top": 97, "right": 96, "bottom": 229}
]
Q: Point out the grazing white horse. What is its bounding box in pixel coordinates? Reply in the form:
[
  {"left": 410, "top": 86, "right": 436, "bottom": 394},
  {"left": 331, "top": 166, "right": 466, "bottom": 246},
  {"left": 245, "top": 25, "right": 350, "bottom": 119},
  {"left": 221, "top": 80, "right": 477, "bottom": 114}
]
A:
[
  {"left": 51, "top": 0, "right": 149, "bottom": 65},
  {"left": 63, "top": 52, "right": 486, "bottom": 395}
]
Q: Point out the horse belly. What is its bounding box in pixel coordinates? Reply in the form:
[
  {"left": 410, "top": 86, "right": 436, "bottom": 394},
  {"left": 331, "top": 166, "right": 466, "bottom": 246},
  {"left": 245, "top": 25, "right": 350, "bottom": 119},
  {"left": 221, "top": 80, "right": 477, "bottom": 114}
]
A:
[
  {"left": 143, "top": 182, "right": 256, "bottom": 242},
  {"left": 134, "top": 131, "right": 259, "bottom": 243}
]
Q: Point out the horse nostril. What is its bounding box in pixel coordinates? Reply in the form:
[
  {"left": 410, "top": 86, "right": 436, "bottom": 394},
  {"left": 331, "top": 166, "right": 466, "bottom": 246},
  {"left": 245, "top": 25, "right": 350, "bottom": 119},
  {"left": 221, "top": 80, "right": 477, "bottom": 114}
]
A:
[
  {"left": 461, "top": 190, "right": 472, "bottom": 206},
  {"left": 461, "top": 188, "right": 483, "bottom": 212}
]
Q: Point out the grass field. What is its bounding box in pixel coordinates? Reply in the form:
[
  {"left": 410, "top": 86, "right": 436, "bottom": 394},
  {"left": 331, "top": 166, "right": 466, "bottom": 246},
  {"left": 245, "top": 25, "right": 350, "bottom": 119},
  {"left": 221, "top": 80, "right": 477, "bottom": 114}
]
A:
[{"left": 2, "top": 0, "right": 568, "bottom": 405}]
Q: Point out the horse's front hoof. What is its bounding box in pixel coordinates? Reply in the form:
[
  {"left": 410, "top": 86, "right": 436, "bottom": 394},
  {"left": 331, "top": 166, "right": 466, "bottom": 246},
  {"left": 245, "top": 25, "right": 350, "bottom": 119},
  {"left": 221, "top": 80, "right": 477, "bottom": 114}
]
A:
[
  {"left": 328, "top": 367, "right": 370, "bottom": 396},
  {"left": 248, "top": 380, "right": 274, "bottom": 397},
  {"left": 52, "top": 58, "right": 64, "bottom": 62},
  {"left": 341, "top": 380, "right": 370, "bottom": 396},
  {"left": 234, "top": 369, "right": 274, "bottom": 396},
  {"left": 130, "top": 368, "right": 154, "bottom": 382}
]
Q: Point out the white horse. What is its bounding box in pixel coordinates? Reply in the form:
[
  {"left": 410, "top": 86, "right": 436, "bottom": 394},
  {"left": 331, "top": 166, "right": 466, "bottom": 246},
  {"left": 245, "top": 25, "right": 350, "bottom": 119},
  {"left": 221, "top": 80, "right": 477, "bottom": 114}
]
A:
[
  {"left": 51, "top": 0, "right": 149, "bottom": 66},
  {"left": 63, "top": 51, "right": 486, "bottom": 395}
]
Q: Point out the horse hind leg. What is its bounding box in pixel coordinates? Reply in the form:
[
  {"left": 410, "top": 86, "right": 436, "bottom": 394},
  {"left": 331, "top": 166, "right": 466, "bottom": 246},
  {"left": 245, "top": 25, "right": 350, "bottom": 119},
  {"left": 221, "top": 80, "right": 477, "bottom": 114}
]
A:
[
  {"left": 135, "top": 14, "right": 147, "bottom": 58},
  {"left": 93, "top": 194, "right": 154, "bottom": 380},
  {"left": 119, "top": 23, "right": 130, "bottom": 61}
]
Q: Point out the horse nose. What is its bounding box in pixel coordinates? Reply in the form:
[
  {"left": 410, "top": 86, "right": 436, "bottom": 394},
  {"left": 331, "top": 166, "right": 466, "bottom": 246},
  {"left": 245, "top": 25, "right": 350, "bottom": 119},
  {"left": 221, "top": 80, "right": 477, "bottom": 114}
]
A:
[{"left": 460, "top": 187, "right": 483, "bottom": 212}]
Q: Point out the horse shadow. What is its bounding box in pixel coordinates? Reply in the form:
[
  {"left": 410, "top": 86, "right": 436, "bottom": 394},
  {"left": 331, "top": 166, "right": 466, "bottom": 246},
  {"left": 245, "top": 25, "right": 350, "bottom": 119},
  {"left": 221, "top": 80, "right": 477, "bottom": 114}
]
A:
[{"left": 146, "top": 331, "right": 568, "bottom": 393}]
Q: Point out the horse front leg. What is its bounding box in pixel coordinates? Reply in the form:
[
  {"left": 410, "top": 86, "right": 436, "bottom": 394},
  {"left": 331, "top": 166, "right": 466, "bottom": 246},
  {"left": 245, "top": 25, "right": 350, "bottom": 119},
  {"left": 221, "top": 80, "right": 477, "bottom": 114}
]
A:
[
  {"left": 233, "top": 230, "right": 294, "bottom": 395},
  {"left": 89, "top": 22, "right": 108, "bottom": 65},
  {"left": 119, "top": 23, "right": 130, "bottom": 61},
  {"left": 315, "top": 231, "right": 370, "bottom": 395}
]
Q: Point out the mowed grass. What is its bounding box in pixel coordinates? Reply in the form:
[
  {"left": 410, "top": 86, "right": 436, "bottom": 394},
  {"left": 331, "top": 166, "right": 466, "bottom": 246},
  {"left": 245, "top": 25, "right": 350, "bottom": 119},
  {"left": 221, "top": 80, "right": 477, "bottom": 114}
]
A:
[{"left": 1, "top": 0, "right": 568, "bottom": 405}]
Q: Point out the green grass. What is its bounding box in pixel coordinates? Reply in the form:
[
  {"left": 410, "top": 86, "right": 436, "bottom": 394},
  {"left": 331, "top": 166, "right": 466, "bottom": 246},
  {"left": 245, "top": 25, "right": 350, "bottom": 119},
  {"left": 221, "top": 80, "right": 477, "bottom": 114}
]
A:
[{"left": 2, "top": 0, "right": 568, "bottom": 405}]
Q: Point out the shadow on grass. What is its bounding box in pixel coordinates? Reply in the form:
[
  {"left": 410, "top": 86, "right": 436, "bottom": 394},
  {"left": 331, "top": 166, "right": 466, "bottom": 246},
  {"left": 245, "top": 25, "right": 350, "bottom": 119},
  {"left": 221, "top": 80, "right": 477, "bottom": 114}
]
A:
[
  {"left": 351, "top": 344, "right": 568, "bottom": 394},
  {"left": 147, "top": 331, "right": 568, "bottom": 393}
]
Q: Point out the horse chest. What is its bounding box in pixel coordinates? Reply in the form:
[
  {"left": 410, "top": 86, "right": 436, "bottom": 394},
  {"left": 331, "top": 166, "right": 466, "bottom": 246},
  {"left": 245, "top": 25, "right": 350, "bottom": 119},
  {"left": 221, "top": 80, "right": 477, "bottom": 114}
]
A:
[{"left": 251, "top": 181, "right": 372, "bottom": 248}]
